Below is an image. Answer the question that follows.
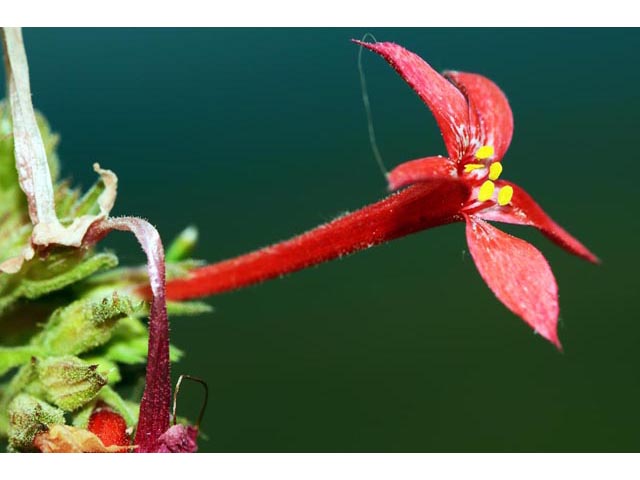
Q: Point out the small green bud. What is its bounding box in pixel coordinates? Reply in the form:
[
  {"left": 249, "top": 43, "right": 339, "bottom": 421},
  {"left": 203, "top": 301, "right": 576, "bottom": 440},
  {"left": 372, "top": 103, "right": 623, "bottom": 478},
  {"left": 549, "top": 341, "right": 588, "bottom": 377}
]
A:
[
  {"left": 38, "top": 292, "right": 135, "bottom": 356},
  {"left": 36, "top": 356, "right": 107, "bottom": 411},
  {"left": 7, "top": 394, "right": 65, "bottom": 452}
]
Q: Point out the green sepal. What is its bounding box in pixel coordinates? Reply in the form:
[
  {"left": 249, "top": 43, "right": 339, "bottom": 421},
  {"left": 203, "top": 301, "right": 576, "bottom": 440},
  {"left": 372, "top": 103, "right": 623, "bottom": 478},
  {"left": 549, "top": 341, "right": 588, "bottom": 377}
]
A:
[
  {"left": 68, "top": 176, "right": 106, "bottom": 218},
  {"left": 7, "top": 394, "right": 65, "bottom": 452},
  {"left": 81, "top": 356, "right": 121, "bottom": 384},
  {"left": 55, "top": 180, "right": 80, "bottom": 221}
]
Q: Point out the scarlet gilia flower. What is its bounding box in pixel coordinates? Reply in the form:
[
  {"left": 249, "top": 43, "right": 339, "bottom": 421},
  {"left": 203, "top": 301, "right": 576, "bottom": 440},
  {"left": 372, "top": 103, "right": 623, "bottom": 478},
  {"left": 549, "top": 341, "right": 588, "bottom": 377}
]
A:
[{"left": 156, "top": 40, "right": 598, "bottom": 349}]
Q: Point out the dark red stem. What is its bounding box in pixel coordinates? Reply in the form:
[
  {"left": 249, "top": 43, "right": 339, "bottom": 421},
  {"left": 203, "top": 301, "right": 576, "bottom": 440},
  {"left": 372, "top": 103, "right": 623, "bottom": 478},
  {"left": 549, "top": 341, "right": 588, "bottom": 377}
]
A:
[
  {"left": 161, "top": 181, "right": 468, "bottom": 301},
  {"left": 89, "top": 217, "right": 171, "bottom": 452}
]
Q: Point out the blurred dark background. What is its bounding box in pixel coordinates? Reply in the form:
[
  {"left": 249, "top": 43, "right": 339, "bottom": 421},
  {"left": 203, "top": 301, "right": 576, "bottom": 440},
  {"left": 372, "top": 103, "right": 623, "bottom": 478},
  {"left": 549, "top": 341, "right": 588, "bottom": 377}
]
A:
[{"left": 2, "top": 28, "right": 639, "bottom": 451}]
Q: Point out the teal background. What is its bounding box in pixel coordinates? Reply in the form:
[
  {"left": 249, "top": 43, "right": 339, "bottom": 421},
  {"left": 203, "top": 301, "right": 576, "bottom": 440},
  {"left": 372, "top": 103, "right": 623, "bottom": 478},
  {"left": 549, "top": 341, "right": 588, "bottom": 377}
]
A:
[{"left": 3, "top": 28, "right": 639, "bottom": 451}]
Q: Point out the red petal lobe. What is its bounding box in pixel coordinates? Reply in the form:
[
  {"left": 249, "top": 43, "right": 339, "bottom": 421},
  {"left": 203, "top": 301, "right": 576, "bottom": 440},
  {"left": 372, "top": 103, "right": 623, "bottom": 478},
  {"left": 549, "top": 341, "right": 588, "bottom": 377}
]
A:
[
  {"left": 387, "top": 156, "right": 457, "bottom": 191},
  {"left": 464, "top": 215, "right": 560, "bottom": 348},
  {"left": 477, "top": 181, "right": 599, "bottom": 264},
  {"left": 445, "top": 71, "right": 514, "bottom": 162},
  {"left": 355, "top": 40, "right": 470, "bottom": 160}
]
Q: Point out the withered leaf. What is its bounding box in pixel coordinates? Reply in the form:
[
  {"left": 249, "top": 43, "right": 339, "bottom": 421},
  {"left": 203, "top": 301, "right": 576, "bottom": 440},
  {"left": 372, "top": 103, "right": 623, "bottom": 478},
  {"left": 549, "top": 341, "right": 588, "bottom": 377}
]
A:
[{"left": 33, "top": 425, "right": 131, "bottom": 453}]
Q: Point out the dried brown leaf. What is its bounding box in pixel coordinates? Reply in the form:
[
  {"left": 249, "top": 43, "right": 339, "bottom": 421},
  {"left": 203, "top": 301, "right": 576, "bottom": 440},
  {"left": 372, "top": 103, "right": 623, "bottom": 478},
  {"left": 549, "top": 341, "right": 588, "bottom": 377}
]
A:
[
  {"left": 1, "top": 28, "right": 119, "bottom": 274},
  {"left": 33, "top": 425, "right": 131, "bottom": 453}
]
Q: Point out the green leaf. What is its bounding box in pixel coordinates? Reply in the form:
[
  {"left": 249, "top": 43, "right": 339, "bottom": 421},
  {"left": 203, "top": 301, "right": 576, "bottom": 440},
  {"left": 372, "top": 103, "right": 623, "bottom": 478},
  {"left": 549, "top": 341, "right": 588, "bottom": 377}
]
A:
[
  {"left": 166, "top": 226, "right": 198, "bottom": 263},
  {"left": 166, "top": 300, "right": 213, "bottom": 316},
  {"left": 0, "top": 362, "right": 38, "bottom": 436},
  {"left": 21, "top": 252, "right": 119, "bottom": 300},
  {"left": 0, "top": 251, "right": 119, "bottom": 316},
  {"left": 0, "top": 346, "right": 42, "bottom": 376},
  {"left": 104, "top": 336, "right": 183, "bottom": 365}
]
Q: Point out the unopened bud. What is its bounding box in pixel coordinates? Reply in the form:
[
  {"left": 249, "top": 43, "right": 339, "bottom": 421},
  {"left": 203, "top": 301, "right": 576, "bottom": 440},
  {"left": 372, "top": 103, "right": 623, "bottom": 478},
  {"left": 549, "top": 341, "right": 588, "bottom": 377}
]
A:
[
  {"left": 7, "top": 394, "right": 65, "bottom": 452},
  {"left": 39, "top": 292, "right": 136, "bottom": 356},
  {"left": 36, "top": 356, "right": 107, "bottom": 411}
]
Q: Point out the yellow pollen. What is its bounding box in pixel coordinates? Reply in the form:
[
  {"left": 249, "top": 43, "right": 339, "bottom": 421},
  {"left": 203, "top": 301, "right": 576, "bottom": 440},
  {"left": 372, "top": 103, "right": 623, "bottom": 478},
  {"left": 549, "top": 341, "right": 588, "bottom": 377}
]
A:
[
  {"left": 464, "top": 163, "right": 485, "bottom": 173},
  {"left": 475, "top": 145, "right": 495, "bottom": 160},
  {"left": 477, "top": 180, "right": 495, "bottom": 202},
  {"left": 488, "top": 162, "right": 503, "bottom": 181},
  {"left": 498, "top": 185, "right": 514, "bottom": 206}
]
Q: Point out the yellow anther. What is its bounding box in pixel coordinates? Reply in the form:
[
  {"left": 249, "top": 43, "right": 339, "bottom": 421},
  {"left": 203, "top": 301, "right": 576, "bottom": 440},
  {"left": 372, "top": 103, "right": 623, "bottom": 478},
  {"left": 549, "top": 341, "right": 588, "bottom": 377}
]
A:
[
  {"left": 477, "top": 180, "right": 495, "bottom": 202},
  {"left": 464, "top": 163, "right": 485, "bottom": 173},
  {"left": 498, "top": 185, "right": 514, "bottom": 206},
  {"left": 475, "top": 145, "right": 495, "bottom": 160},
  {"left": 488, "top": 162, "right": 503, "bottom": 181}
]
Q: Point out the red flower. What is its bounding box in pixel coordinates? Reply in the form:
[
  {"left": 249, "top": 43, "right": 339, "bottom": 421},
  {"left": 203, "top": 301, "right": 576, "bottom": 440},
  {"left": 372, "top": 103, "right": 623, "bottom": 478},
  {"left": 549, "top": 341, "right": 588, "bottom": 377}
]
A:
[
  {"left": 354, "top": 41, "right": 599, "bottom": 347},
  {"left": 159, "top": 41, "right": 597, "bottom": 348}
]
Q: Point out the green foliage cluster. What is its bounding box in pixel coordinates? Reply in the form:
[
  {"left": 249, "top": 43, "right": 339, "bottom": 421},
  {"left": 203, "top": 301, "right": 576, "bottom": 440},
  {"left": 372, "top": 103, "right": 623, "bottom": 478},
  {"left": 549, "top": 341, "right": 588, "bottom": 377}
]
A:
[{"left": 0, "top": 101, "right": 209, "bottom": 451}]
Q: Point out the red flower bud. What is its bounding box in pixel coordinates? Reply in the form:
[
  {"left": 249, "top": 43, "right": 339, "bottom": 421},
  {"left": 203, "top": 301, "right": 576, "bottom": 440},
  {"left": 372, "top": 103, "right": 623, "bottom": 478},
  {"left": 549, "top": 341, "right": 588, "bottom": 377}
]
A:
[{"left": 88, "top": 403, "right": 130, "bottom": 448}]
